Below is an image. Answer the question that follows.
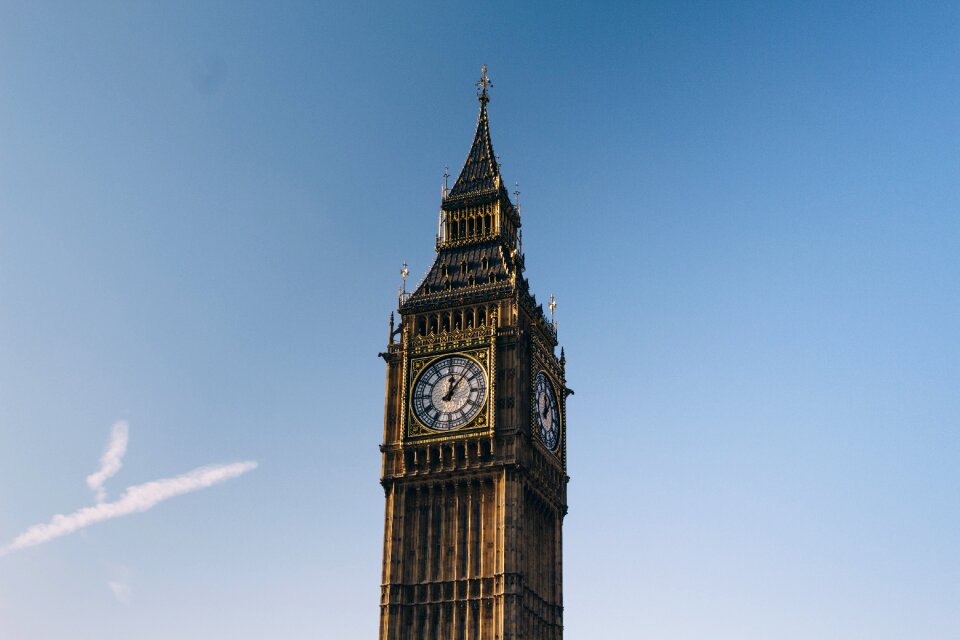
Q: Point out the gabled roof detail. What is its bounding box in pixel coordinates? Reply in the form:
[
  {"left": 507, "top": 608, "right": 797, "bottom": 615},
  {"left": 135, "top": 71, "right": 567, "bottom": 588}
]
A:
[
  {"left": 401, "top": 240, "right": 515, "bottom": 312},
  {"left": 447, "top": 101, "right": 501, "bottom": 199}
]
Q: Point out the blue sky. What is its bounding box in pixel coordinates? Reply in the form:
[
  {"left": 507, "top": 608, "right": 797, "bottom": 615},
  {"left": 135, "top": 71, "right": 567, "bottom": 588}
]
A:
[{"left": 1, "top": 1, "right": 958, "bottom": 638}]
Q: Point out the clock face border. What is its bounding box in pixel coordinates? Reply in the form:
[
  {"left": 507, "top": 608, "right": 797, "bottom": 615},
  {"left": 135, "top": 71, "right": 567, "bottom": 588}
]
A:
[
  {"left": 405, "top": 347, "right": 491, "bottom": 441},
  {"left": 529, "top": 353, "right": 564, "bottom": 460},
  {"left": 534, "top": 370, "right": 561, "bottom": 451},
  {"left": 411, "top": 355, "right": 487, "bottom": 431}
]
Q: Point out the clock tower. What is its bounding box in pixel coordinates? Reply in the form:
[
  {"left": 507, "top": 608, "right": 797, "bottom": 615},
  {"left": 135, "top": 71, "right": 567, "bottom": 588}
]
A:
[{"left": 378, "top": 67, "right": 569, "bottom": 640}]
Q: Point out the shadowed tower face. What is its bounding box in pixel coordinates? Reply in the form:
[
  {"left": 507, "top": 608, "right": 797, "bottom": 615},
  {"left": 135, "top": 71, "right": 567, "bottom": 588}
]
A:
[{"left": 378, "top": 67, "right": 569, "bottom": 640}]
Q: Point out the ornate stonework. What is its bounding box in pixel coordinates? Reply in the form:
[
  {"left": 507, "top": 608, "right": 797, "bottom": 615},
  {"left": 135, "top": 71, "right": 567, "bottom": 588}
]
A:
[{"left": 378, "top": 69, "right": 569, "bottom": 640}]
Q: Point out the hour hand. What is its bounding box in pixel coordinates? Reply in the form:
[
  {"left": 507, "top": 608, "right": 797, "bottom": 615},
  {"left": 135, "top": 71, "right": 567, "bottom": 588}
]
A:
[
  {"left": 446, "top": 373, "right": 468, "bottom": 399},
  {"left": 442, "top": 376, "right": 456, "bottom": 401}
]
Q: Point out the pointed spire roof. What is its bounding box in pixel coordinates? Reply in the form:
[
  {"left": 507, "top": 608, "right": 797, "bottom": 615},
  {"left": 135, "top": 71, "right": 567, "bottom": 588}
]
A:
[
  {"left": 448, "top": 102, "right": 500, "bottom": 197},
  {"left": 447, "top": 65, "right": 502, "bottom": 200}
]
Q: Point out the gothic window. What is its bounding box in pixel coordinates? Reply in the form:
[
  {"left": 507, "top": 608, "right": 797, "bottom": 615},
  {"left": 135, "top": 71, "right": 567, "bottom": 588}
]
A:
[
  {"left": 471, "top": 497, "right": 481, "bottom": 576},
  {"left": 418, "top": 505, "right": 429, "bottom": 580},
  {"left": 431, "top": 502, "right": 442, "bottom": 579}
]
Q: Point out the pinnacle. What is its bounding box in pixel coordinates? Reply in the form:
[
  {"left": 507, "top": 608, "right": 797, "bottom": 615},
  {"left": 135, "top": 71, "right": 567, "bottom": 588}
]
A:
[{"left": 447, "top": 101, "right": 501, "bottom": 199}]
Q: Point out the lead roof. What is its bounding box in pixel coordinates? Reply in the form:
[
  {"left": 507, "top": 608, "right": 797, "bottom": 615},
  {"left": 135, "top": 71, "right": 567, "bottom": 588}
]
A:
[{"left": 447, "top": 101, "right": 500, "bottom": 199}]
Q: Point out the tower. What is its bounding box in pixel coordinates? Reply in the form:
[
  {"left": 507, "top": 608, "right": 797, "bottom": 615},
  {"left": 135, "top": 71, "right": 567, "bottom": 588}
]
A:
[{"left": 378, "top": 67, "right": 569, "bottom": 640}]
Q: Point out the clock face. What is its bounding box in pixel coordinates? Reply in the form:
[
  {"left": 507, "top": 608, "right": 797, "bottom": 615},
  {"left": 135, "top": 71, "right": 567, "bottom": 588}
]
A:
[
  {"left": 412, "top": 355, "right": 487, "bottom": 431},
  {"left": 534, "top": 371, "right": 560, "bottom": 450}
]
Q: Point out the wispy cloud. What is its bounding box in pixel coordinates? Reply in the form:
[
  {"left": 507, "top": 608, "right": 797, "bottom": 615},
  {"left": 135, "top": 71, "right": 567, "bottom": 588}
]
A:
[
  {"left": 1, "top": 461, "right": 257, "bottom": 556},
  {"left": 108, "top": 564, "right": 133, "bottom": 605},
  {"left": 108, "top": 580, "right": 132, "bottom": 605},
  {"left": 86, "top": 420, "right": 129, "bottom": 503}
]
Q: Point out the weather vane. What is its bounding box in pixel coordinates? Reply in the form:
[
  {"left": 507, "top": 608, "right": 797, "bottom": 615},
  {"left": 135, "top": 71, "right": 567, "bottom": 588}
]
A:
[{"left": 476, "top": 64, "right": 492, "bottom": 104}]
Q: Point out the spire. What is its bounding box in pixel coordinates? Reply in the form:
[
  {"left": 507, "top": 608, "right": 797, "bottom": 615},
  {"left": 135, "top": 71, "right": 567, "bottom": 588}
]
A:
[{"left": 447, "top": 65, "right": 502, "bottom": 199}]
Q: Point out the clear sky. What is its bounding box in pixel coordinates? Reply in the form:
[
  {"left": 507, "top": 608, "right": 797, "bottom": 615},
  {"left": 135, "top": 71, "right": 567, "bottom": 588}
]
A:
[{"left": 1, "top": 1, "right": 958, "bottom": 638}]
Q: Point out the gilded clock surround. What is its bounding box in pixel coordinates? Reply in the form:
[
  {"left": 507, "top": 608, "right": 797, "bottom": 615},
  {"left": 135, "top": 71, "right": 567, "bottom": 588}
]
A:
[
  {"left": 377, "top": 68, "right": 570, "bottom": 640},
  {"left": 532, "top": 370, "right": 561, "bottom": 454},
  {"left": 407, "top": 348, "right": 492, "bottom": 439}
]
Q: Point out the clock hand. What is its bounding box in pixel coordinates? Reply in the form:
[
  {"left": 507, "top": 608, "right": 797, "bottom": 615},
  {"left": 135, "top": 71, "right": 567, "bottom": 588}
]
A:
[
  {"left": 446, "top": 372, "right": 470, "bottom": 398},
  {"left": 442, "top": 376, "right": 456, "bottom": 401}
]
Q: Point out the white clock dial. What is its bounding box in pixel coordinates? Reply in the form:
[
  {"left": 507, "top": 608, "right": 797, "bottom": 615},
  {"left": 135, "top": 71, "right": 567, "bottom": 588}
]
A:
[
  {"left": 412, "top": 355, "right": 487, "bottom": 431},
  {"left": 534, "top": 371, "right": 560, "bottom": 450}
]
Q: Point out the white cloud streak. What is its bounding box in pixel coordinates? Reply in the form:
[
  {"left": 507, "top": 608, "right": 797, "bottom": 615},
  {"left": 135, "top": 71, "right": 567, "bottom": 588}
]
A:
[
  {"left": 1, "top": 461, "right": 257, "bottom": 556},
  {"left": 108, "top": 580, "right": 132, "bottom": 605},
  {"left": 85, "top": 420, "right": 129, "bottom": 503}
]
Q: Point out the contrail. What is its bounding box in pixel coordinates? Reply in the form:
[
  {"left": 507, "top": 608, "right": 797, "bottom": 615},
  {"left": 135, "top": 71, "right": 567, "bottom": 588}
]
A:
[
  {"left": 1, "top": 461, "right": 257, "bottom": 555},
  {"left": 85, "top": 420, "right": 129, "bottom": 503}
]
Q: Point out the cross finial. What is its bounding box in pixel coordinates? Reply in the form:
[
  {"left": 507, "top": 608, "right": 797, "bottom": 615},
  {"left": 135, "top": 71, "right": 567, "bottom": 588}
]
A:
[
  {"left": 549, "top": 294, "right": 557, "bottom": 321},
  {"left": 476, "top": 64, "right": 492, "bottom": 104},
  {"left": 399, "top": 261, "right": 410, "bottom": 304}
]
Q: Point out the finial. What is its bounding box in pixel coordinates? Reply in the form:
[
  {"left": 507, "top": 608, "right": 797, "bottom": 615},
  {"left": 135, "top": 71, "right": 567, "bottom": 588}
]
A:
[
  {"left": 388, "top": 311, "right": 395, "bottom": 345},
  {"left": 549, "top": 294, "right": 557, "bottom": 321},
  {"left": 398, "top": 261, "right": 410, "bottom": 305},
  {"left": 560, "top": 347, "right": 566, "bottom": 365},
  {"left": 443, "top": 165, "right": 449, "bottom": 197},
  {"left": 476, "top": 64, "right": 492, "bottom": 104},
  {"left": 514, "top": 182, "right": 521, "bottom": 221}
]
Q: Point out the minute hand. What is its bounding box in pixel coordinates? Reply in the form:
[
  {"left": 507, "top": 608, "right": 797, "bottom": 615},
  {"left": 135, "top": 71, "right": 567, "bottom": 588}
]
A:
[{"left": 448, "top": 372, "right": 469, "bottom": 396}]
